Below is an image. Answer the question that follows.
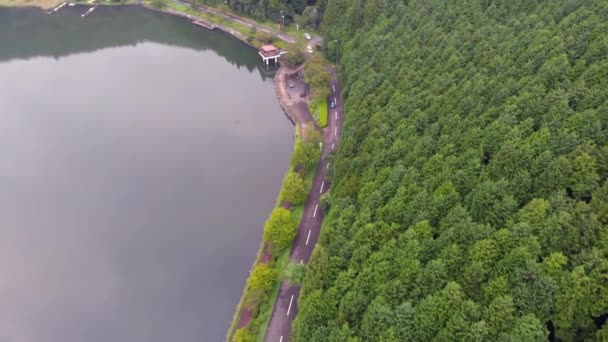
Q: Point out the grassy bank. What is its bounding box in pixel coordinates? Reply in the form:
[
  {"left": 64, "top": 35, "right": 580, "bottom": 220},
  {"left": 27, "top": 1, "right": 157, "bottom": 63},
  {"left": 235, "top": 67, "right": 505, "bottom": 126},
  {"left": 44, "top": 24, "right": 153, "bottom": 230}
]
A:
[
  {"left": 252, "top": 168, "right": 315, "bottom": 342},
  {"left": 309, "top": 98, "right": 328, "bottom": 128}
]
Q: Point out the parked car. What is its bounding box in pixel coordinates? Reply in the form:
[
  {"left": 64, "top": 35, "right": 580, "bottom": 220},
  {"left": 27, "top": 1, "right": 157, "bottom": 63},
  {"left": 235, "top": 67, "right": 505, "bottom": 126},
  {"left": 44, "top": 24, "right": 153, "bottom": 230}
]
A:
[
  {"left": 330, "top": 100, "right": 336, "bottom": 108},
  {"left": 304, "top": 32, "right": 312, "bottom": 40},
  {"left": 306, "top": 46, "right": 314, "bottom": 54}
]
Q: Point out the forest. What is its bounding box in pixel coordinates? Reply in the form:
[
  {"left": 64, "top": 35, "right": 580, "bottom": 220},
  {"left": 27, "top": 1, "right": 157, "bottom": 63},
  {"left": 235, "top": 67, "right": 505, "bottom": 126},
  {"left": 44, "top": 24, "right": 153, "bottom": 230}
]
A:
[
  {"left": 292, "top": 0, "right": 608, "bottom": 341},
  {"left": 196, "top": 0, "right": 325, "bottom": 28}
]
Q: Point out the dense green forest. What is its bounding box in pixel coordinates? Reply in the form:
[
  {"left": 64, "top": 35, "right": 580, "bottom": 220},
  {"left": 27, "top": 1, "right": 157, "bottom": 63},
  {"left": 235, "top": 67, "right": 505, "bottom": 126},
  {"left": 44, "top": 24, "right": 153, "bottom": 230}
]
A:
[
  {"left": 196, "top": 0, "right": 325, "bottom": 28},
  {"left": 293, "top": 0, "right": 608, "bottom": 341}
]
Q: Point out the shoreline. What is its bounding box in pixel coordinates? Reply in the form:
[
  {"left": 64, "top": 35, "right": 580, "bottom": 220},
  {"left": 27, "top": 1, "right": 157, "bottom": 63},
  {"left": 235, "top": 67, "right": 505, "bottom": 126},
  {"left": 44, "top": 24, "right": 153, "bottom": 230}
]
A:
[
  {"left": 1, "top": 4, "right": 319, "bottom": 340},
  {"left": 144, "top": 5, "right": 310, "bottom": 338}
]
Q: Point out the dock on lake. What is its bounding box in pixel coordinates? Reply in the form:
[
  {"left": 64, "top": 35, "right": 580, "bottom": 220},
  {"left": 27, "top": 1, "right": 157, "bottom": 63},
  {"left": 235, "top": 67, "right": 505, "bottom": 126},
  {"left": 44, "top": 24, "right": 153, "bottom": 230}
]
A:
[
  {"left": 81, "top": 5, "right": 97, "bottom": 18},
  {"left": 192, "top": 20, "right": 216, "bottom": 30},
  {"left": 45, "top": 2, "right": 67, "bottom": 15}
]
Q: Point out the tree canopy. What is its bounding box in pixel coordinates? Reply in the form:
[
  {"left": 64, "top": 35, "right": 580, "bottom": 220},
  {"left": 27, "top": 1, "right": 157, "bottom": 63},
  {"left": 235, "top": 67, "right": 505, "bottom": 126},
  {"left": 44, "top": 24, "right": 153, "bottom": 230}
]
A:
[
  {"left": 247, "top": 263, "right": 277, "bottom": 292},
  {"left": 281, "top": 171, "right": 307, "bottom": 206},
  {"left": 294, "top": 0, "right": 608, "bottom": 340},
  {"left": 197, "top": 0, "right": 327, "bottom": 27},
  {"left": 293, "top": 138, "right": 322, "bottom": 171},
  {"left": 263, "top": 207, "right": 298, "bottom": 253}
]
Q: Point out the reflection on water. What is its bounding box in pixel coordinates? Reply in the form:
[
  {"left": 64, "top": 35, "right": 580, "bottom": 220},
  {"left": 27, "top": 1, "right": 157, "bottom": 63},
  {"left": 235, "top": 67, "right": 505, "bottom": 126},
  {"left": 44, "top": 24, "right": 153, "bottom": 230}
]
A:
[
  {"left": 0, "top": 6, "right": 290, "bottom": 342},
  {"left": 0, "top": 5, "right": 278, "bottom": 78}
]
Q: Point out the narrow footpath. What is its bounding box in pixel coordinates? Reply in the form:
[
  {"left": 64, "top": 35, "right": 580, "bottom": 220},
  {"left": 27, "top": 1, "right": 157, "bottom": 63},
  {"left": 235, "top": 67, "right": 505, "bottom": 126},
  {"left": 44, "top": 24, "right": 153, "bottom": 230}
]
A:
[{"left": 264, "top": 66, "right": 343, "bottom": 342}]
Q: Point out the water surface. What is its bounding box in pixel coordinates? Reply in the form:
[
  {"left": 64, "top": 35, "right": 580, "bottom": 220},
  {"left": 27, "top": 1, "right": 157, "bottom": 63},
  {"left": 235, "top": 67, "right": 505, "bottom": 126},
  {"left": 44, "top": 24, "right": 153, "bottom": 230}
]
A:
[{"left": 0, "top": 6, "right": 291, "bottom": 342}]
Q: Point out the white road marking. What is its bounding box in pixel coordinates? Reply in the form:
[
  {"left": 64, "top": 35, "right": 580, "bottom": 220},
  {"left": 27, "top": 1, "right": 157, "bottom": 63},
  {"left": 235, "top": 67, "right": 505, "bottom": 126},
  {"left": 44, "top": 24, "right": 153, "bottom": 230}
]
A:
[
  {"left": 335, "top": 127, "right": 337, "bottom": 136},
  {"left": 280, "top": 336, "right": 283, "bottom": 342},
  {"left": 332, "top": 85, "right": 335, "bottom": 92},
  {"left": 332, "top": 143, "right": 335, "bottom": 150},
  {"left": 334, "top": 97, "right": 337, "bottom": 104},
  {"left": 300, "top": 259, "right": 303, "bottom": 264},
  {"left": 320, "top": 181, "right": 325, "bottom": 193},
  {"left": 327, "top": 162, "right": 330, "bottom": 169},
  {"left": 287, "top": 294, "right": 294, "bottom": 316},
  {"left": 335, "top": 111, "right": 337, "bottom": 120},
  {"left": 306, "top": 229, "right": 312, "bottom": 245},
  {"left": 313, "top": 204, "right": 318, "bottom": 218}
]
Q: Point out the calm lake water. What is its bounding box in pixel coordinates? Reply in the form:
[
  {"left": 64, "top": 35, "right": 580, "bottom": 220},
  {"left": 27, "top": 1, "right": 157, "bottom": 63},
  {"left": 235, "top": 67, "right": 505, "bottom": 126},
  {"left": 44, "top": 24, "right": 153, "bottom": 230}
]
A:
[{"left": 0, "top": 6, "right": 291, "bottom": 342}]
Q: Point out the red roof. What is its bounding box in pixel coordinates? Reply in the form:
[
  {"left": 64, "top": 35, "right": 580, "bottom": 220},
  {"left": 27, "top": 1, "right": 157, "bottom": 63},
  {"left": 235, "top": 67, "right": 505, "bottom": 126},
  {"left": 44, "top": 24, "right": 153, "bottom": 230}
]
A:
[{"left": 261, "top": 45, "right": 278, "bottom": 52}]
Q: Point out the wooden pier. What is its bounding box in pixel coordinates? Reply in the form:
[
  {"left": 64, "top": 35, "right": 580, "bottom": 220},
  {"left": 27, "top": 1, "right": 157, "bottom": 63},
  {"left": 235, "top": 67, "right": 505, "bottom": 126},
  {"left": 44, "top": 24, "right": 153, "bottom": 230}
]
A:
[{"left": 192, "top": 20, "right": 216, "bottom": 30}]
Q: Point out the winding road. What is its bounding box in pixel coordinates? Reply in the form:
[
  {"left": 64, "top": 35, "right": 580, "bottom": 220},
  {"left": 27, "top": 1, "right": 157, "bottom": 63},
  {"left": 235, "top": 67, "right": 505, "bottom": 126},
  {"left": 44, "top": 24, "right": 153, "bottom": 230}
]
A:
[{"left": 264, "top": 66, "right": 343, "bottom": 342}]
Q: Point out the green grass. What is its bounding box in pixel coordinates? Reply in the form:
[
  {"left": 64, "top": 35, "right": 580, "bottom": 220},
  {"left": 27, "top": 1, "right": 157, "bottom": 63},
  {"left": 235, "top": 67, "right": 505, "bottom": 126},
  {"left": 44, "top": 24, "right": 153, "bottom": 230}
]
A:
[
  {"left": 253, "top": 164, "right": 315, "bottom": 341},
  {"left": 165, "top": 0, "right": 188, "bottom": 12},
  {"left": 204, "top": 13, "right": 250, "bottom": 34},
  {"left": 252, "top": 249, "right": 290, "bottom": 342},
  {"left": 317, "top": 98, "right": 328, "bottom": 128},
  {"left": 309, "top": 98, "right": 328, "bottom": 128}
]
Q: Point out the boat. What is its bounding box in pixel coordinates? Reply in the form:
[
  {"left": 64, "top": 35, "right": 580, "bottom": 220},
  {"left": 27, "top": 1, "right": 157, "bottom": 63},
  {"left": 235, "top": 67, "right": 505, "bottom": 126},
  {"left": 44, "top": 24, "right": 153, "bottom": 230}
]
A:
[{"left": 81, "top": 6, "right": 96, "bottom": 18}]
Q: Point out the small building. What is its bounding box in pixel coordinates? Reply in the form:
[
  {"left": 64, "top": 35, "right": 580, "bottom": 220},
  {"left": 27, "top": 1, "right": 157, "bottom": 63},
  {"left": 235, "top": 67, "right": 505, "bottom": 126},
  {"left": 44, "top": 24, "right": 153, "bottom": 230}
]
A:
[{"left": 259, "top": 44, "right": 285, "bottom": 65}]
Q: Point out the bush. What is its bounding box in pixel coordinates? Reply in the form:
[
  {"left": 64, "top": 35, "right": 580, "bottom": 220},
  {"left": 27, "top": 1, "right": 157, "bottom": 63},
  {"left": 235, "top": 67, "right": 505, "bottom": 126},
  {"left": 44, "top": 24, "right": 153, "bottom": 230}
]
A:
[
  {"left": 150, "top": 0, "right": 166, "bottom": 8},
  {"left": 304, "top": 54, "right": 331, "bottom": 101},
  {"left": 232, "top": 327, "right": 255, "bottom": 342},
  {"left": 281, "top": 171, "right": 307, "bottom": 205},
  {"left": 264, "top": 208, "right": 297, "bottom": 254},
  {"left": 255, "top": 31, "right": 271, "bottom": 44},
  {"left": 319, "top": 191, "right": 331, "bottom": 212},
  {"left": 284, "top": 262, "right": 306, "bottom": 284},
  {"left": 247, "top": 264, "right": 277, "bottom": 293},
  {"left": 293, "top": 140, "right": 321, "bottom": 171},
  {"left": 286, "top": 48, "right": 306, "bottom": 66}
]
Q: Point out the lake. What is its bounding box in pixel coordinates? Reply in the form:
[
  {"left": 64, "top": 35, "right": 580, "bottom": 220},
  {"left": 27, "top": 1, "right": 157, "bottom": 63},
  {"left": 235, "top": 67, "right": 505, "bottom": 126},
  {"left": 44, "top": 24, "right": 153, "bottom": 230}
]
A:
[{"left": 0, "top": 6, "right": 292, "bottom": 342}]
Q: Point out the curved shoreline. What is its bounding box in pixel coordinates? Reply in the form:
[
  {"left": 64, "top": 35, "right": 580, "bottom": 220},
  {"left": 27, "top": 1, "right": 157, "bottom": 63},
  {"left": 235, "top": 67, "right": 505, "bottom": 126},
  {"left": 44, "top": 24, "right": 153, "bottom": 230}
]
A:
[
  {"left": 140, "top": 6, "right": 316, "bottom": 340},
  {"left": 3, "top": 4, "right": 319, "bottom": 340}
]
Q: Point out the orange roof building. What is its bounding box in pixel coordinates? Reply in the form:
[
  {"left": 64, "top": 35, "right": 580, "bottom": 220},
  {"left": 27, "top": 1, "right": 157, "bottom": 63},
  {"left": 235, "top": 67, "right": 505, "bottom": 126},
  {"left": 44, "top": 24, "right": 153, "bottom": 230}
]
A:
[{"left": 258, "top": 44, "right": 285, "bottom": 64}]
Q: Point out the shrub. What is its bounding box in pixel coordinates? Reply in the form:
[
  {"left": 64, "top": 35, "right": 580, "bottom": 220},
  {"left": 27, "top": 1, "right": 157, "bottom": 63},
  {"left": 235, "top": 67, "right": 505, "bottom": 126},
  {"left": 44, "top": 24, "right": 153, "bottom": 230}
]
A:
[
  {"left": 247, "top": 264, "right": 277, "bottom": 292},
  {"left": 286, "top": 48, "right": 306, "bottom": 66},
  {"left": 232, "top": 327, "right": 255, "bottom": 342},
  {"left": 255, "top": 31, "right": 271, "bottom": 44},
  {"left": 293, "top": 140, "right": 321, "bottom": 171},
  {"left": 319, "top": 191, "right": 331, "bottom": 212},
  {"left": 264, "top": 208, "right": 297, "bottom": 253},
  {"left": 284, "top": 262, "right": 306, "bottom": 284},
  {"left": 150, "top": 0, "right": 166, "bottom": 8},
  {"left": 281, "top": 171, "right": 307, "bottom": 205}
]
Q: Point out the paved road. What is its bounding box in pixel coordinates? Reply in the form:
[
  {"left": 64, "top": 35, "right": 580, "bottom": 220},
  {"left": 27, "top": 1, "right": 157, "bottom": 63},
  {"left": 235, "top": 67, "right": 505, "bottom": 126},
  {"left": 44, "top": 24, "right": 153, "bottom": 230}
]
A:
[
  {"left": 197, "top": 5, "right": 297, "bottom": 43},
  {"left": 264, "top": 66, "right": 343, "bottom": 342},
  {"left": 171, "top": 1, "right": 323, "bottom": 45}
]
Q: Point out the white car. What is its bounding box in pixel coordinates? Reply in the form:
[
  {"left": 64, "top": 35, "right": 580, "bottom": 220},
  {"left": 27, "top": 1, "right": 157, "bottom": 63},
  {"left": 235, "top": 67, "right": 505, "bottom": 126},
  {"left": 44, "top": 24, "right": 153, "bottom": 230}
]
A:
[
  {"left": 304, "top": 33, "right": 312, "bottom": 40},
  {"left": 306, "top": 46, "right": 314, "bottom": 54}
]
